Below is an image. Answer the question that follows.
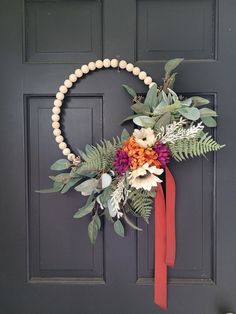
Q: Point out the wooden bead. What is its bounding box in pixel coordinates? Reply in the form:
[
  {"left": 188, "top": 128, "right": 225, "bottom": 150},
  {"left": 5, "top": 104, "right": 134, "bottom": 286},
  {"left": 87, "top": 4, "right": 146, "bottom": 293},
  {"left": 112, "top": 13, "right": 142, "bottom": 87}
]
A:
[
  {"left": 51, "top": 114, "right": 60, "bottom": 122},
  {"left": 119, "top": 60, "right": 127, "bottom": 69},
  {"left": 59, "top": 85, "right": 68, "bottom": 94},
  {"left": 64, "top": 79, "right": 72, "bottom": 88},
  {"left": 63, "top": 148, "right": 71, "bottom": 156},
  {"left": 55, "top": 135, "right": 64, "bottom": 143},
  {"left": 103, "top": 59, "right": 111, "bottom": 68},
  {"left": 53, "top": 129, "right": 61, "bottom": 136},
  {"left": 81, "top": 65, "right": 89, "bottom": 74},
  {"left": 52, "top": 106, "right": 60, "bottom": 114},
  {"left": 68, "top": 153, "right": 75, "bottom": 161},
  {"left": 54, "top": 99, "right": 62, "bottom": 107},
  {"left": 75, "top": 69, "right": 83, "bottom": 78},
  {"left": 56, "top": 92, "right": 64, "bottom": 100},
  {"left": 59, "top": 142, "right": 67, "bottom": 150},
  {"left": 144, "top": 76, "right": 152, "bottom": 85},
  {"left": 110, "top": 59, "right": 118, "bottom": 68},
  {"left": 138, "top": 71, "right": 147, "bottom": 80},
  {"left": 88, "top": 62, "right": 96, "bottom": 71},
  {"left": 52, "top": 121, "right": 60, "bottom": 129},
  {"left": 126, "top": 63, "right": 134, "bottom": 72},
  {"left": 69, "top": 74, "right": 77, "bottom": 82},
  {"left": 149, "top": 82, "right": 157, "bottom": 89},
  {"left": 133, "top": 67, "right": 140, "bottom": 76},
  {"left": 95, "top": 60, "right": 103, "bottom": 69}
]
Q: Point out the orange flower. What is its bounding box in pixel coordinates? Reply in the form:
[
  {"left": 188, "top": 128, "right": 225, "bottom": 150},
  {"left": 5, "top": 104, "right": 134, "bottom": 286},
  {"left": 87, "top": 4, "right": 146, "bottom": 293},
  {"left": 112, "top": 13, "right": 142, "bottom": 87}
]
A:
[{"left": 123, "top": 136, "right": 161, "bottom": 170}]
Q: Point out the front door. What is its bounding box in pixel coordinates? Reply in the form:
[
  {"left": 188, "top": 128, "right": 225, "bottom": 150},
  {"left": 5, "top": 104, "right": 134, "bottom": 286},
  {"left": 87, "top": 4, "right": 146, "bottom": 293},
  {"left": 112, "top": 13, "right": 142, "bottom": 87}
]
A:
[{"left": 1, "top": 1, "right": 236, "bottom": 313}]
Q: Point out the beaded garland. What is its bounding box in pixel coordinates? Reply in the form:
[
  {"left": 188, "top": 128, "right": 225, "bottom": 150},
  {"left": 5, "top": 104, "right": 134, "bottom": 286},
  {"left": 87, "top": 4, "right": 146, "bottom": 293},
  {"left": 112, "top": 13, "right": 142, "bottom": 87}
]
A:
[{"left": 51, "top": 58, "right": 154, "bottom": 162}]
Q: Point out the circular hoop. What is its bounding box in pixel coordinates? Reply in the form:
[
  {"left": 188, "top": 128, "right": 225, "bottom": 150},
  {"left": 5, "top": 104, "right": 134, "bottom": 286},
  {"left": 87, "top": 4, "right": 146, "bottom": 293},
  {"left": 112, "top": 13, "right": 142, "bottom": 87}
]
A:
[{"left": 51, "top": 58, "right": 156, "bottom": 162}]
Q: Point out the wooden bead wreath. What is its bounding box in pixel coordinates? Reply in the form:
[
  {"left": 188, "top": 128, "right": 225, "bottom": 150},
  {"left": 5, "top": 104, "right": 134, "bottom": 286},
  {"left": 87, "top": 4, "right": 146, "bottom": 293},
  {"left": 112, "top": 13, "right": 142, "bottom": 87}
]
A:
[
  {"left": 51, "top": 58, "right": 156, "bottom": 162},
  {"left": 44, "top": 57, "right": 225, "bottom": 310}
]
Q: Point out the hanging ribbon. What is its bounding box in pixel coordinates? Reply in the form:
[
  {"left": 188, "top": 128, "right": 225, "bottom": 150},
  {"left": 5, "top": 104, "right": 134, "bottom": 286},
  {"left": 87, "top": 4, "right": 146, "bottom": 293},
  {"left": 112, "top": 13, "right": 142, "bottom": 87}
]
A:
[{"left": 154, "top": 166, "right": 176, "bottom": 310}]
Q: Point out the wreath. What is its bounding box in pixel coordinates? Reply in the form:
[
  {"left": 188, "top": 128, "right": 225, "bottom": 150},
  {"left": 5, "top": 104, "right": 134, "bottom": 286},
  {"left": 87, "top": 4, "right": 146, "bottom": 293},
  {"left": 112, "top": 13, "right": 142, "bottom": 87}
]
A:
[{"left": 38, "top": 58, "right": 224, "bottom": 309}]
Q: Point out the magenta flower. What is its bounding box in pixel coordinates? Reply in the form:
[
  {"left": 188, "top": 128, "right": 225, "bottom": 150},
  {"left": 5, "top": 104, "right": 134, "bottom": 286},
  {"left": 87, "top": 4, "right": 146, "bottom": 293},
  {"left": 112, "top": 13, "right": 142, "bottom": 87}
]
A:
[
  {"left": 113, "top": 148, "right": 131, "bottom": 175},
  {"left": 154, "top": 143, "right": 171, "bottom": 167}
]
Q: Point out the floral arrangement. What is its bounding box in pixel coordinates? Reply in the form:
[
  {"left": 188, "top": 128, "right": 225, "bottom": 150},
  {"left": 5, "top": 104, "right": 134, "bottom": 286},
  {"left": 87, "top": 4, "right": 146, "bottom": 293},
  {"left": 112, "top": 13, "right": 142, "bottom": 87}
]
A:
[
  {"left": 39, "top": 58, "right": 224, "bottom": 243},
  {"left": 38, "top": 58, "right": 224, "bottom": 309}
]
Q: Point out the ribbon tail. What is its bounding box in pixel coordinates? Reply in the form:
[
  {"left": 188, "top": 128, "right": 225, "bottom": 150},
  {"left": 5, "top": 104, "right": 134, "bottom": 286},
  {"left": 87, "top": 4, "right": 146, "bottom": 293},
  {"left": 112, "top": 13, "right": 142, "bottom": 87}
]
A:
[
  {"left": 154, "top": 184, "right": 167, "bottom": 310},
  {"left": 165, "top": 167, "right": 176, "bottom": 267}
]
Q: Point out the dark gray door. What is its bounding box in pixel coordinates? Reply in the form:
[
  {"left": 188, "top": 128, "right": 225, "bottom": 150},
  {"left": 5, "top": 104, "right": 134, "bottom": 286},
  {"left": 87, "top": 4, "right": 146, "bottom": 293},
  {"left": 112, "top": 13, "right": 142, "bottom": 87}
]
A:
[{"left": 1, "top": 1, "right": 235, "bottom": 313}]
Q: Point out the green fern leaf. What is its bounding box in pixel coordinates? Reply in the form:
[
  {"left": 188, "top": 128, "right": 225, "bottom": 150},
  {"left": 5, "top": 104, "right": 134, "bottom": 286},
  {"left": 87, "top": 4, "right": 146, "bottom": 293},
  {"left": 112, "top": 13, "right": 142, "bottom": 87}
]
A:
[
  {"left": 169, "top": 133, "right": 225, "bottom": 162},
  {"left": 127, "top": 189, "right": 154, "bottom": 223},
  {"left": 77, "top": 138, "right": 121, "bottom": 173}
]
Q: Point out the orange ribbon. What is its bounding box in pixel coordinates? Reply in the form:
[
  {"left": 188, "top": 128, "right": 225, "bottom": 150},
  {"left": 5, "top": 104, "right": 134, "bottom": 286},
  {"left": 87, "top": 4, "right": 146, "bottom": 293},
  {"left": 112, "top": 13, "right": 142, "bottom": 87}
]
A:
[{"left": 154, "top": 166, "right": 176, "bottom": 310}]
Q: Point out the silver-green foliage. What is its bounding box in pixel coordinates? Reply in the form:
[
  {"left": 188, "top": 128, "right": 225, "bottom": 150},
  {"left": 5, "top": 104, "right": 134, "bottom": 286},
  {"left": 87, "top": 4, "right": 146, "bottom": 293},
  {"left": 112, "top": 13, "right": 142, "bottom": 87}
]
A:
[
  {"left": 128, "top": 189, "right": 154, "bottom": 223},
  {"left": 77, "top": 138, "right": 120, "bottom": 173},
  {"left": 122, "top": 58, "right": 218, "bottom": 130},
  {"left": 169, "top": 132, "right": 225, "bottom": 161}
]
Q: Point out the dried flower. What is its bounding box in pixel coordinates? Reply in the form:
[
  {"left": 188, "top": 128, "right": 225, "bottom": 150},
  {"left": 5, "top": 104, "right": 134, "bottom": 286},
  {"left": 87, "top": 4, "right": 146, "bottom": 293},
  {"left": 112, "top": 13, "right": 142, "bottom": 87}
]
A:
[
  {"left": 154, "top": 143, "right": 171, "bottom": 167},
  {"left": 133, "top": 127, "right": 156, "bottom": 148},
  {"left": 128, "top": 163, "right": 163, "bottom": 191},
  {"left": 123, "top": 136, "right": 161, "bottom": 170},
  {"left": 113, "top": 148, "right": 131, "bottom": 175}
]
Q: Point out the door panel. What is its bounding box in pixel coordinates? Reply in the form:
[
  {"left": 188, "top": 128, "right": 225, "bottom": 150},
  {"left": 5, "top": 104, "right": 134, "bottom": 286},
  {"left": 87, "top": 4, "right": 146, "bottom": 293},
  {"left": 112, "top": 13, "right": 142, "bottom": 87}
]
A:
[
  {"left": 1, "top": 0, "right": 236, "bottom": 314},
  {"left": 27, "top": 96, "right": 104, "bottom": 281}
]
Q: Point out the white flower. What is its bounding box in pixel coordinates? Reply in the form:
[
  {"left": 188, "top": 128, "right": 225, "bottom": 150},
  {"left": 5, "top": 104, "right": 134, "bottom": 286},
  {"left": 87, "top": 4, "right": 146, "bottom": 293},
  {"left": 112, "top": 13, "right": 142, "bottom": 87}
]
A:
[
  {"left": 128, "top": 163, "right": 163, "bottom": 191},
  {"left": 133, "top": 127, "right": 156, "bottom": 148}
]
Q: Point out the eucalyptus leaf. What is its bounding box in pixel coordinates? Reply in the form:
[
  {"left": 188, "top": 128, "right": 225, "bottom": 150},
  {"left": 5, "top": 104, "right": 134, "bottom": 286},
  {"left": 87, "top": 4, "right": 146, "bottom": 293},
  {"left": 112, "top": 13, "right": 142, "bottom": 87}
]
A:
[
  {"left": 201, "top": 116, "right": 217, "bottom": 127},
  {"left": 88, "top": 216, "right": 99, "bottom": 244},
  {"left": 122, "top": 84, "right": 137, "bottom": 98},
  {"left": 73, "top": 200, "right": 95, "bottom": 219},
  {"left": 35, "top": 186, "right": 61, "bottom": 194},
  {"left": 75, "top": 168, "right": 98, "bottom": 177},
  {"left": 114, "top": 219, "right": 125, "bottom": 237},
  {"left": 49, "top": 173, "right": 70, "bottom": 184},
  {"left": 167, "top": 88, "right": 178, "bottom": 102},
  {"left": 178, "top": 107, "right": 200, "bottom": 121},
  {"left": 101, "top": 173, "right": 112, "bottom": 189},
  {"left": 121, "top": 128, "right": 130, "bottom": 141},
  {"left": 161, "top": 90, "right": 170, "bottom": 105},
  {"left": 191, "top": 96, "right": 210, "bottom": 107},
  {"left": 61, "top": 177, "right": 81, "bottom": 194},
  {"left": 164, "top": 58, "right": 184, "bottom": 74},
  {"left": 167, "top": 100, "right": 182, "bottom": 112},
  {"left": 144, "top": 84, "right": 158, "bottom": 109},
  {"left": 99, "top": 187, "right": 112, "bottom": 208},
  {"left": 133, "top": 116, "right": 155, "bottom": 128},
  {"left": 153, "top": 100, "right": 168, "bottom": 115},
  {"left": 94, "top": 213, "right": 101, "bottom": 230},
  {"left": 75, "top": 178, "right": 98, "bottom": 195},
  {"left": 199, "top": 108, "right": 217, "bottom": 117},
  {"left": 131, "top": 101, "right": 149, "bottom": 114},
  {"left": 50, "top": 159, "right": 71, "bottom": 171},
  {"left": 154, "top": 112, "right": 171, "bottom": 132},
  {"left": 121, "top": 114, "right": 143, "bottom": 124},
  {"left": 181, "top": 98, "right": 192, "bottom": 107}
]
